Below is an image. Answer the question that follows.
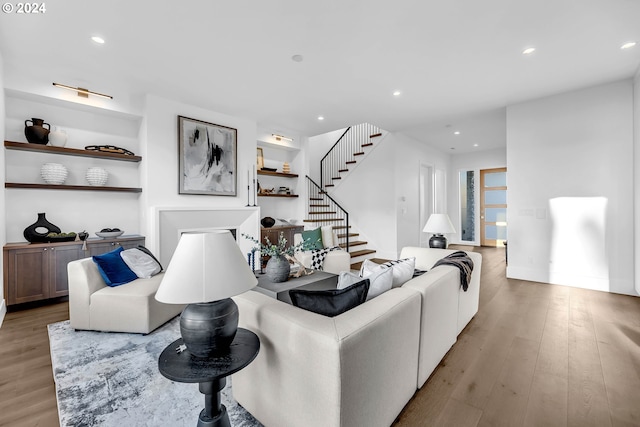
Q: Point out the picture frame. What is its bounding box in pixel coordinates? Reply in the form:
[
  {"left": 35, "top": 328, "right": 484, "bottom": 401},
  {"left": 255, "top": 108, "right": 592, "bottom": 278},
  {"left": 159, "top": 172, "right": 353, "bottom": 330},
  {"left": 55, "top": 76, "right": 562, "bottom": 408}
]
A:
[
  {"left": 257, "top": 147, "right": 264, "bottom": 170},
  {"left": 178, "top": 115, "right": 237, "bottom": 196}
]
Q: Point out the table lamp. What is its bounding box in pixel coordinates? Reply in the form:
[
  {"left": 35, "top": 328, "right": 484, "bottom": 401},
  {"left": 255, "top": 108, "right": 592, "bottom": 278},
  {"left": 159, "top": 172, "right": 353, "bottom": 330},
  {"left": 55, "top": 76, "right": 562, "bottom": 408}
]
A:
[
  {"left": 423, "top": 214, "right": 456, "bottom": 249},
  {"left": 155, "top": 230, "right": 257, "bottom": 357}
]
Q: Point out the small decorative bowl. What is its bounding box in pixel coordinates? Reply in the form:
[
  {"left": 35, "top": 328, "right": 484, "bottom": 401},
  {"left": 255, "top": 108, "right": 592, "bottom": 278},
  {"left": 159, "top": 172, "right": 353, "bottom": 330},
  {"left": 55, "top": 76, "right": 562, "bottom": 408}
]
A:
[
  {"left": 86, "top": 167, "right": 109, "bottom": 186},
  {"left": 95, "top": 230, "right": 124, "bottom": 238},
  {"left": 41, "top": 163, "right": 68, "bottom": 185}
]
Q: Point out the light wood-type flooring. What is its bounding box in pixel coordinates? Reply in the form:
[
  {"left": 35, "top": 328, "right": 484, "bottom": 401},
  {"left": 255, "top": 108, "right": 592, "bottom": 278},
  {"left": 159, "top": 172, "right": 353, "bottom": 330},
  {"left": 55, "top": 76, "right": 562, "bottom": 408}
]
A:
[{"left": 1, "top": 246, "right": 639, "bottom": 426}]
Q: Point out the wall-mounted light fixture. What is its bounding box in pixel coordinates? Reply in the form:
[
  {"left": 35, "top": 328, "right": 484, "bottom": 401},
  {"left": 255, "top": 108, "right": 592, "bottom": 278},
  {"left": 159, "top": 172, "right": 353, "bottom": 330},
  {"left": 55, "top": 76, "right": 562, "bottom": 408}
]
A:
[
  {"left": 272, "top": 134, "right": 293, "bottom": 142},
  {"left": 53, "top": 83, "right": 113, "bottom": 99}
]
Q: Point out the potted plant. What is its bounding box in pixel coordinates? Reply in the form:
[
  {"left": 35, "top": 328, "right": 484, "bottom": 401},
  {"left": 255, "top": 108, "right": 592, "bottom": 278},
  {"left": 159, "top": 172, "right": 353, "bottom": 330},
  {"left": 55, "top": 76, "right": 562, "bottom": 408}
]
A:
[{"left": 243, "top": 232, "right": 309, "bottom": 282}]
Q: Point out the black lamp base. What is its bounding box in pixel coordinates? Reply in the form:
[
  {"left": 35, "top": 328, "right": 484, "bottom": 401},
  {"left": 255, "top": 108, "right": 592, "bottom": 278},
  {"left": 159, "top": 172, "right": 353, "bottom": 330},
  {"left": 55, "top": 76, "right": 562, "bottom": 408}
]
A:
[
  {"left": 180, "top": 299, "right": 239, "bottom": 358},
  {"left": 429, "top": 234, "right": 447, "bottom": 249}
]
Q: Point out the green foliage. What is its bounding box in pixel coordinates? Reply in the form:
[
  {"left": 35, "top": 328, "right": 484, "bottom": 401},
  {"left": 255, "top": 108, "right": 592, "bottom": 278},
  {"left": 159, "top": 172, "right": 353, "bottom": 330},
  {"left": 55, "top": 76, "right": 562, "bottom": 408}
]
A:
[
  {"left": 242, "top": 232, "right": 312, "bottom": 257},
  {"left": 46, "top": 232, "right": 77, "bottom": 237}
]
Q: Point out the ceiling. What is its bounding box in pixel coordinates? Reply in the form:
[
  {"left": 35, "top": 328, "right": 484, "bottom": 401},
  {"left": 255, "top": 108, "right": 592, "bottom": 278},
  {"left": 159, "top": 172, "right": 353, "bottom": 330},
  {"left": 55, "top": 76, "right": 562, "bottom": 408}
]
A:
[{"left": 1, "top": 0, "right": 639, "bottom": 153}]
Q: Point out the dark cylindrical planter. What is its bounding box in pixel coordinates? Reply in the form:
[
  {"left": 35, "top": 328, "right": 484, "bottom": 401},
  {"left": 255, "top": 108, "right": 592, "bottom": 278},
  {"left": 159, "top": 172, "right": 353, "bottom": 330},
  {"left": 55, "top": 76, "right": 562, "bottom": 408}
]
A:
[
  {"left": 180, "top": 299, "right": 239, "bottom": 357},
  {"left": 265, "top": 255, "right": 290, "bottom": 282},
  {"left": 23, "top": 213, "right": 61, "bottom": 243}
]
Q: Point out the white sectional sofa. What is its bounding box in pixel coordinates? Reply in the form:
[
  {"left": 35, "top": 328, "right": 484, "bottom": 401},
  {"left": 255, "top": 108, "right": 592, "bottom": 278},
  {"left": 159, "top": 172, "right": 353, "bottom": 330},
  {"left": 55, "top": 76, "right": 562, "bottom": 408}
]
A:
[{"left": 232, "top": 247, "right": 482, "bottom": 427}]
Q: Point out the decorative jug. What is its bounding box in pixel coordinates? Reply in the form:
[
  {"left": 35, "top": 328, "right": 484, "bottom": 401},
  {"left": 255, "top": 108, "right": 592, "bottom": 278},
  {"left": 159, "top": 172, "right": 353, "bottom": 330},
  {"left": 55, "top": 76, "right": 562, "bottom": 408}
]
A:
[
  {"left": 24, "top": 118, "right": 51, "bottom": 145},
  {"left": 48, "top": 127, "right": 68, "bottom": 147}
]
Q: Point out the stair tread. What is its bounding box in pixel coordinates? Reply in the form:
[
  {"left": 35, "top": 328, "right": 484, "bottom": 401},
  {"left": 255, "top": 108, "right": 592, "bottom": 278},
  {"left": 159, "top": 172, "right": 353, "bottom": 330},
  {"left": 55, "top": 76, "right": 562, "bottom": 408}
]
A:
[
  {"left": 337, "top": 232, "right": 359, "bottom": 238},
  {"left": 346, "top": 161, "right": 357, "bottom": 164},
  {"left": 332, "top": 177, "right": 341, "bottom": 180},
  {"left": 308, "top": 211, "right": 337, "bottom": 215},
  {"left": 350, "top": 249, "right": 377, "bottom": 258},
  {"left": 370, "top": 133, "right": 382, "bottom": 138},
  {"left": 304, "top": 218, "right": 345, "bottom": 222},
  {"left": 361, "top": 143, "right": 373, "bottom": 147},
  {"left": 332, "top": 225, "right": 351, "bottom": 230},
  {"left": 353, "top": 152, "right": 365, "bottom": 156},
  {"left": 325, "top": 184, "right": 335, "bottom": 187},
  {"left": 338, "top": 169, "right": 349, "bottom": 173},
  {"left": 310, "top": 197, "right": 324, "bottom": 201},
  {"left": 339, "top": 240, "right": 367, "bottom": 248},
  {"left": 309, "top": 204, "right": 330, "bottom": 207}
]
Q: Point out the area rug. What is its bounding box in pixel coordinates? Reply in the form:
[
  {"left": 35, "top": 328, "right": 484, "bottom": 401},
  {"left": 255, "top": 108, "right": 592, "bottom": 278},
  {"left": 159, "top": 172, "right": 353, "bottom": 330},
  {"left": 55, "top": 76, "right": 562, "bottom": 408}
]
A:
[{"left": 48, "top": 317, "right": 262, "bottom": 426}]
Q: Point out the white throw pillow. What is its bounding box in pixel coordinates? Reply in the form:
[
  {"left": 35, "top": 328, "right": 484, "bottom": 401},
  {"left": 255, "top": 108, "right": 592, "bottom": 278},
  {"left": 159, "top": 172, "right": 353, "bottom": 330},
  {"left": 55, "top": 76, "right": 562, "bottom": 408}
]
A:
[
  {"left": 321, "top": 225, "right": 334, "bottom": 248},
  {"left": 120, "top": 248, "right": 162, "bottom": 279},
  {"left": 338, "top": 266, "right": 393, "bottom": 301},
  {"left": 360, "top": 257, "right": 416, "bottom": 288}
]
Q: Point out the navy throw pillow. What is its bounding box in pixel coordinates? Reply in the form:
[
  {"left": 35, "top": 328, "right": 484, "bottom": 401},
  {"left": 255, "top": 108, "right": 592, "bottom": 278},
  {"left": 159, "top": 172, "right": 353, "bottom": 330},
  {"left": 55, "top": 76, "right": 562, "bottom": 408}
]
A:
[
  {"left": 92, "top": 246, "right": 138, "bottom": 287},
  {"left": 289, "top": 279, "right": 370, "bottom": 317}
]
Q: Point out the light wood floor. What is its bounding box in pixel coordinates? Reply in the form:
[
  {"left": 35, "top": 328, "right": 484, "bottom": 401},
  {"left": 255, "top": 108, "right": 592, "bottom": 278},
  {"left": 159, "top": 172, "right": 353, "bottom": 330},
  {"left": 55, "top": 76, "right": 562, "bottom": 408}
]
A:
[{"left": 1, "top": 247, "right": 639, "bottom": 426}]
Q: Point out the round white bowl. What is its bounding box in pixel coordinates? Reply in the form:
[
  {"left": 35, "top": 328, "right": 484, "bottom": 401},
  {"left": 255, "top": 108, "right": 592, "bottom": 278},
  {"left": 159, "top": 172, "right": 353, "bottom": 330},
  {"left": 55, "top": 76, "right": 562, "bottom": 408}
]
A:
[
  {"left": 41, "top": 163, "right": 68, "bottom": 185},
  {"left": 95, "top": 230, "right": 124, "bottom": 238},
  {"left": 86, "top": 167, "right": 108, "bottom": 186}
]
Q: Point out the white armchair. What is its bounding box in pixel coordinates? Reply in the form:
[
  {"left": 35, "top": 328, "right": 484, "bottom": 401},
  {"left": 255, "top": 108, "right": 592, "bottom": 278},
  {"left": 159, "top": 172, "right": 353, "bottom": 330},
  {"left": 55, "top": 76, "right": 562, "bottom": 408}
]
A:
[
  {"left": 67, "top": 257, "right": 183, "bottom": 334},
  {"left": 293, "top": 225, "right": 351, "bottom": 274}
]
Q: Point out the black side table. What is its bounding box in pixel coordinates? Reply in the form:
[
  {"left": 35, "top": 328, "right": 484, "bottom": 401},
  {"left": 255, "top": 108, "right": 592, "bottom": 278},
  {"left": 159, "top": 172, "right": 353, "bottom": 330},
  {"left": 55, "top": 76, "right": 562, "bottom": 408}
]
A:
[{"left": 158, "top": 328, "right": 260, "bottom": 427}]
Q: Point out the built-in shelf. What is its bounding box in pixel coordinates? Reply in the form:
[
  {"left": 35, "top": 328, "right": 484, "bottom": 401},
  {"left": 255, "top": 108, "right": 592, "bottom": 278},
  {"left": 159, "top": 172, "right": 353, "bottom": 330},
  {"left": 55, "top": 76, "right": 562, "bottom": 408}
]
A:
[
  {"left": 4, "top": 140, "right": 142, "bottom": 162},
  {"left": 258, "top": 193, "right": 299, "bottom": 198},
  {"left": 257, "top": 170, "right": 298, "bottom": 178},
  {"left": 5, "top": 183, "right": 142, "bottom": 193}
]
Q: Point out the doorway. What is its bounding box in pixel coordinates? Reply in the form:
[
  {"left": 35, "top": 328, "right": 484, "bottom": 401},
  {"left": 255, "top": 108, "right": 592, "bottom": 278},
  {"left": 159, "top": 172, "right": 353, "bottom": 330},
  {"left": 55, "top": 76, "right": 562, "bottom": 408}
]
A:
[{"left": 480, "top": 167, "right": 507, "bottom": 247}]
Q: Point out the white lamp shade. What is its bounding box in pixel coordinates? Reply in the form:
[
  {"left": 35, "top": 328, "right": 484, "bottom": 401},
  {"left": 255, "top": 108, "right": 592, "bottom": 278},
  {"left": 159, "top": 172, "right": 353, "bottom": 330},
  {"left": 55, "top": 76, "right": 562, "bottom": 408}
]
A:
[
  {"left": 423, "top": 214, "right": 456, "bottom": 234},
  {"left": 155, "top": 230, "right": 257, "bottom": 304}
]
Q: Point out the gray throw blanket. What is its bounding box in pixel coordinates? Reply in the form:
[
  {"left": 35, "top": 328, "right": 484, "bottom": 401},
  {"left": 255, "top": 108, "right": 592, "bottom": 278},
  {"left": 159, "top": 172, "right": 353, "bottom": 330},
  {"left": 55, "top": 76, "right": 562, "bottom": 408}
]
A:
[{"left": 433, "top": 251, "right": 474, "bottom": 291}]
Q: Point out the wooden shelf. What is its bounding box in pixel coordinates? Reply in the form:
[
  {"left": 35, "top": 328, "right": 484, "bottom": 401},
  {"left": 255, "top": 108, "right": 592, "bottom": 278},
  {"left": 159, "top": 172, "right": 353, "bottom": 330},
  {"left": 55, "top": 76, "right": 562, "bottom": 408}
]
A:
[
  {"left": 4, "top": 141, "right": 142, "bottom": 162},
  {"left": 5, "top": 183, "right": 142, "bottom": 193},
  {"left": 258, "top": 193, "right": 299, "bottom": 198},
  {"left": 257, "top": 170, "right": 298, "bottom": 178}
]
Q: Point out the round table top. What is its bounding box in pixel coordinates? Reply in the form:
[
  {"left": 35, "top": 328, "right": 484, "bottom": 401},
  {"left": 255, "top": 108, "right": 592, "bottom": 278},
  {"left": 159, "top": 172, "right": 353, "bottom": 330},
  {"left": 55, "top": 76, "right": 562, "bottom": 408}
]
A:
[{"left": 158, "top": 328, "right": 260, "bottom": 383}]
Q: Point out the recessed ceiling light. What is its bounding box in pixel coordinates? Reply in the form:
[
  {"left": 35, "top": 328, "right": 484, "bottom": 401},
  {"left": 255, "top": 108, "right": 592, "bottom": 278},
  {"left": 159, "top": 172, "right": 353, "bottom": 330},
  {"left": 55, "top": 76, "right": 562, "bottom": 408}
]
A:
[
  {"left": 454, "top": 131, "right": 461, "bottom": 135},
  {"left": 291, "top": 54, "right": 304, "bottom": 62},
  {"left": 621, "top": 41, "right": 637, "bottom": 50},
  {"left": 393, "top": 91, "right": 401, "bottom": 96},
  {"left": 473, "top": 144, "right": 479, "bottom": 147},
  {"left": 91, "top": 36, "right": 105, "bottom": 44},
  {"left": 522, "top": 47, "right": 536, "bottom": 55},
  {"left": 317, "top": 116, "right": 324, "bottom": 121}
]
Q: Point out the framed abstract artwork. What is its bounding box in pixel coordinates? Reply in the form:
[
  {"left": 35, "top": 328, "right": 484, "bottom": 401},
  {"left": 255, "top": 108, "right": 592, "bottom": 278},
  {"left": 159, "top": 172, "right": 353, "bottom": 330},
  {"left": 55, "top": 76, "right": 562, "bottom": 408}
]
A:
[{"left": 178, "top": 115, "right": 237, "bottom": 196}]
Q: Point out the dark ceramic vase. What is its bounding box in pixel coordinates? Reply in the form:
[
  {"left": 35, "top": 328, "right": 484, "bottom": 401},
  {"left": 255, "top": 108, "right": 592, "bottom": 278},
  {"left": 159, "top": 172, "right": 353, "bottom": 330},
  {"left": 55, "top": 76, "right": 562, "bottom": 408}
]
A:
[
  {"left": 265, "top": 255, "right": 290, "bottom": 282},
  {"left": 261, "top": 216, "right": 276, "bottom": 228},
  {"left": 24, "top": 118, "right": 51, "bottom": 145},
  {"left": 23, "top": 213, "right": 61, "bottom": 243}
]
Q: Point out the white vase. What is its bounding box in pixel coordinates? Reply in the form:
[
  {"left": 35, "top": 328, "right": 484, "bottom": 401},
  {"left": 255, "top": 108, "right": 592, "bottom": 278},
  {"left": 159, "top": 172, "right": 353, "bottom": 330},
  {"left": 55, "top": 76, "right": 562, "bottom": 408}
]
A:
[
  {"left": 86, "top": 167, "right": 108, "bottom": 186},
  {"left": 48, "top": 127, "right": 67, "bottom": 147},
  {"left": 41, "top": 163, "right": 68, "bottom": 184}
]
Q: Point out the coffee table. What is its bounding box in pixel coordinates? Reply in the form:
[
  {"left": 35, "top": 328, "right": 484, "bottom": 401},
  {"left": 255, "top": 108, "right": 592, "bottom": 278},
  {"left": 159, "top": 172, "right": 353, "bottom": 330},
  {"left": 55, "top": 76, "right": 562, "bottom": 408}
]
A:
[{"left": 255, "top": 270, "right": 338, "bottom": 304}]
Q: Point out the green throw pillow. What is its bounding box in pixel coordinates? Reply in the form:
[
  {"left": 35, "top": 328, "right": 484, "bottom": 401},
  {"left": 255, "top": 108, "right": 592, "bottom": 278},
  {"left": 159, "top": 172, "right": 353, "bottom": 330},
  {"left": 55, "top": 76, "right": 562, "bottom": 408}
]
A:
[{"left": 301, "top": 227, "right": 323, "bottom": 250}]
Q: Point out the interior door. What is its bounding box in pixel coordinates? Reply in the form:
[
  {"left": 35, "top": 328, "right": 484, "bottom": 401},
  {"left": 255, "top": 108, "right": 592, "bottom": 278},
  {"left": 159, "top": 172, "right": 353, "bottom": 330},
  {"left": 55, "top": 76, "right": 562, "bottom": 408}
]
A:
[{"left": 480, "top": 168, "right": 507, "bottom": 247}]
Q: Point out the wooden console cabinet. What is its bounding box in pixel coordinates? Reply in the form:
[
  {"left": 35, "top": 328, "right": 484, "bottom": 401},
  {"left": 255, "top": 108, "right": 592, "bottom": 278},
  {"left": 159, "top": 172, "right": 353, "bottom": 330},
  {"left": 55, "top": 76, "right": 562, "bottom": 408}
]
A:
[
  {"left": 3, "top": 236, "right": 145, "bottom": 306},
  {"left": 260, "top": 225, "right": 304, "bottom": 247}
]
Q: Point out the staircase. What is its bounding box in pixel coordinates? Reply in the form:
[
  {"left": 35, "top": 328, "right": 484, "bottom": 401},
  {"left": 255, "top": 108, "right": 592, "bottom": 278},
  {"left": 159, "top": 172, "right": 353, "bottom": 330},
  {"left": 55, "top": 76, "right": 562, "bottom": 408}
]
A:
[{"left": 305, "top": 123, "right": 383, "bottom": 269}]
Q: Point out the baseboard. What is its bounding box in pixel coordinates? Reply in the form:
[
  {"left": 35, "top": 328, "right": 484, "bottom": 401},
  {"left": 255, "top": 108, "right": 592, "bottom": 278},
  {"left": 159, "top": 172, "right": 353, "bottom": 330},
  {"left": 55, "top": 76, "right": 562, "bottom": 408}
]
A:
[{"left": 0, "top": 299, "right": 6, "bottom": 329}]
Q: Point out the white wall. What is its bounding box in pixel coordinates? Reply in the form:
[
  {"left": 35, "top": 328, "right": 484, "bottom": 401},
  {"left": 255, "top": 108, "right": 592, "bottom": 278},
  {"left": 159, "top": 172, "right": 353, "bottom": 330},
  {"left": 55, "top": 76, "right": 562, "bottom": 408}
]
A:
[
  {"left": 307, "top": 128, "right": 348, "bottom": 183},
  {"left": 635, "top": 69, "right": 640, "bottom": 295},
  {"left": 448, "top": 148, "right": 507, "bottom": 245},
  {"left": 1, "top": 52, "right": 6, "bottom": 326},
  {"left": 140, "top": 94, "right": 259, "bottom": 254},
  {"left": 507, "top": 80, "right": 636, "bottom": 296}
]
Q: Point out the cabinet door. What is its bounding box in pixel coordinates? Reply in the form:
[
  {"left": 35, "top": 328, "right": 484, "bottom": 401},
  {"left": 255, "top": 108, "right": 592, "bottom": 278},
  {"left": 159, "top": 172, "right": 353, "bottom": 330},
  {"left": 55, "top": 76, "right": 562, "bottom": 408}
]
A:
[
  {"left": 49, "top": 244, "right": 83, "bottom": 298},
  {"left": 4, "top": 247, "right": 49, "bottom": 305}
]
